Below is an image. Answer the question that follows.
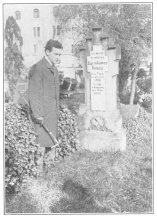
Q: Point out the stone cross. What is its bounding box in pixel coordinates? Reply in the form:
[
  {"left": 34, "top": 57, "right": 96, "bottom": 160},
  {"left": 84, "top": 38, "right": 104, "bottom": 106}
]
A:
[
  {"left": 79, "top": 27, "right": 126, "bottom": 152},
  {"left": 80, "top": 27, "right": 122, "bottom": 114}
]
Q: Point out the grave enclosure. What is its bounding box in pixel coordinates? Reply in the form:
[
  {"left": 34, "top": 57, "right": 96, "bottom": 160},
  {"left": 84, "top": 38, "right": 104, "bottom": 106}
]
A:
[{"left": 79, "top": 27, "right": 126, "bottom": 152}]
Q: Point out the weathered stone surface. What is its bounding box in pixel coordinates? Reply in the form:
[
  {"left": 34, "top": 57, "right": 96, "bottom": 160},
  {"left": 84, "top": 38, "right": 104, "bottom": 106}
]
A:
[
  {"left": 78, "top": 27, "right": 126, "bottom": 152},
  {"left": 78, "top": 108, "right": 123, "bottom": 133},
  {"left": 79, "top": 128, "right": 126, "bottom": 152},
  {"left": 78, "top": 108, "right": 126, "bottom": 152}
]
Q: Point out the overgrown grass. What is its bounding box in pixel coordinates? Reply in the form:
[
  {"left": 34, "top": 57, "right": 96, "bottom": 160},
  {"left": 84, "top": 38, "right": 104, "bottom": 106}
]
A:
[{"left": 5, "top": 94, "right": 153, "bottom": 214}]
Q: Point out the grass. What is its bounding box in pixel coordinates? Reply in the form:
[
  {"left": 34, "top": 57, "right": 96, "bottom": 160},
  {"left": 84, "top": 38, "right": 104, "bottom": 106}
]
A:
[{"left": 5, "top": 93, "right": 153, "bottom": 214}]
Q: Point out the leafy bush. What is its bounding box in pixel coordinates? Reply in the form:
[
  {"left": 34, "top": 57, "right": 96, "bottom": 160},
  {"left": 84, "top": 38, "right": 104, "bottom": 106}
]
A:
[
  {"left": 119, "top": 91, "right": 131, "bottom": 105},
  {"left": 5, "top": 103, "right": 42, "bottom": 193},
  {"left": 123, "top": 107, "right": 152, "bottom": 147},
  {"left": 137, "top": 76, "right": 152, "bottom": 94},
  {"left": 136, "top": 76, "right": 152, "bottom": 107},
  {"left": 57, "top": 104, "right": 80, "bottom": 158},
  {"left": 138, "top": 92, "right": 152, "bottom": 108},
  {"left": 5, "top": 16, "right": 24, "bottom": 99},
  {"left": 5, "top": 102, "right": 80, "bottom": 192}
]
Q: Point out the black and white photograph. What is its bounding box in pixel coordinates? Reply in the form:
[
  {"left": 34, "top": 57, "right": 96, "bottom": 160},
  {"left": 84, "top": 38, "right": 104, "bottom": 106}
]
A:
[{"left": 3, "top": 1, "right": 153, "bottom": 214}]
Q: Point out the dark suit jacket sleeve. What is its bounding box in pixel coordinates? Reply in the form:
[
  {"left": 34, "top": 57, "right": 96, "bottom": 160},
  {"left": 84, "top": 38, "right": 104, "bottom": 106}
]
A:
[{"left": 28, "top": 65, "right": 45, "bottom": 119}]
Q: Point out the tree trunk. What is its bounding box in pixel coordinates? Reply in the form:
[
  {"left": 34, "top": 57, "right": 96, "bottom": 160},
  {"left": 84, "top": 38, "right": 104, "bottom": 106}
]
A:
[{"left": 129, "top": 66, "right": 138, "bottom": 105}]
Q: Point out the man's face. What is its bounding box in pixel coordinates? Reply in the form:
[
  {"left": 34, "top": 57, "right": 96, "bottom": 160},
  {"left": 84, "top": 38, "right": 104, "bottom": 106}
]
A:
[{"left": 46, "top": 47, "right": 62, "bottom": 65}]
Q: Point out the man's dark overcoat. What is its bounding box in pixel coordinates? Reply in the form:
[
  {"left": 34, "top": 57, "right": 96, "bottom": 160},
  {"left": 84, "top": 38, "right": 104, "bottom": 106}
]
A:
[{"left": 28, "top": 57, "right": 59, "bottom": 147}]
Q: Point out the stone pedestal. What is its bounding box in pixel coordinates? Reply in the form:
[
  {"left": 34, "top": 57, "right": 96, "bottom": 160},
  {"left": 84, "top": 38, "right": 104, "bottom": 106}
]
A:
[
  {"left": 79, "top": 129, "right": 126, "bottom": 152},
  {"left": 78, "top": 109, "right": 126, "bottom": 152},
  {"left": 79, "top": 27, "right": 126, "bottom": 152}
]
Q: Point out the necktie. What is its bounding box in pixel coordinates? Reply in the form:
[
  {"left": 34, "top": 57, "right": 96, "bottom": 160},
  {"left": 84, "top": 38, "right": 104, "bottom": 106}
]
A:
[{"left": 50, "top": 64, "right": 56, "bottom": 76}]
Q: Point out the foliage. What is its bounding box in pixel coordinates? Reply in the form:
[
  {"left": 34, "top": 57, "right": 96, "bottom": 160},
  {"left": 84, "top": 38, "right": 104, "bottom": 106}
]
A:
[
  {"left": 136, "top": 74, "right": 152, "bottom": 107},
  {"left": 138, "top": 93, "right": 152, "bottom": 108},
  {"left": 54, "top": 4, "right": 152, "bottom": 103},
  {"left": 5, "top": 101, "right": 80, "bottom": 192},
  {"left": 137, "top": 76, "right": 152, "bottom": 94},
  {"left": 54, "top": 4, "right": 151, "bottom": 58},
  {"left": 5, "top": 91, "right": 12, "bottom": 103},
  {"left": 123, "top": 107, "right": 152, "bottom": 148},
  {"left": 6, "top": 93, "right": 152, "bottom": 214},
  {"left": 5, "top": 16, "right": 24, "bottom": 98},
  {"left": 6, "top": 106, "right": 152, "bottom": 213},
  {"left": 5, "top": 103, "right": 42, "bottom": 193},
  {"left": 57, "top": 104, "right": 80, "bottom": 158}
]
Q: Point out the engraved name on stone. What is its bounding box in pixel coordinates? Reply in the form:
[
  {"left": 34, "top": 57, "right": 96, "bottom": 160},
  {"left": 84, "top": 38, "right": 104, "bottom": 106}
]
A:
[{"left": 87, "top": 45, "right": 108, "bottom": 111}]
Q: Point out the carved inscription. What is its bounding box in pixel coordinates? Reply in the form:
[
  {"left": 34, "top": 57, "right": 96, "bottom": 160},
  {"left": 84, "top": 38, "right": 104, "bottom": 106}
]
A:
[{"left": 87, "top": 45, "right": 108, "bottom": 111}]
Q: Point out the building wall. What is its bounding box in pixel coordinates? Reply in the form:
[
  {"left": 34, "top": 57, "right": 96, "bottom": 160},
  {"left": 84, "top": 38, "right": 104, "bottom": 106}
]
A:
[
  {"left": 4, "top": 4, "right": 82, "bottom": 80},
  {"left": 4, "top": 4, "right": 56, "bottom": 67}
]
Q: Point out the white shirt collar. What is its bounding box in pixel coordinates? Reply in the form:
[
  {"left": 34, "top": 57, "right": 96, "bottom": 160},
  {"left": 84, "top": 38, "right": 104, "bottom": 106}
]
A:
[{"left": 45, "top": 55, "right": 53, "bottom": 66}]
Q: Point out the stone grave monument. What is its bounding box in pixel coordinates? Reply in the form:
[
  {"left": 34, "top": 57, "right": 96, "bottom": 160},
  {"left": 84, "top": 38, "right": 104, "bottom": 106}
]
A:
[{"left": 79, "top": 27, "right": 126, "bottom": 152}]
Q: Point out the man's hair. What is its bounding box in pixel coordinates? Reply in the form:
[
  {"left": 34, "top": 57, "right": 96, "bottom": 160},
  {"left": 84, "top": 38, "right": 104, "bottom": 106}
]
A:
[{"left": 45, "top": 39, "right": 63, "bottom": 52}]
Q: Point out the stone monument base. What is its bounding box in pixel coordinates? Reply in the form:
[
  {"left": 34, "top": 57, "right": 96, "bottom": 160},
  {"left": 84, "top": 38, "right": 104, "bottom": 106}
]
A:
[
  {"left": 79, "top": 128, "right": 126, "bottom": 152},
  {"left": 78, "top": 104, "right": 126, "bottom": 152}
]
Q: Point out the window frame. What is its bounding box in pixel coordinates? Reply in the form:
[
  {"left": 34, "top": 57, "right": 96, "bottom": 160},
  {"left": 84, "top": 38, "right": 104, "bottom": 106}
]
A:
[
  {"left": 37, "top": 27, "right": 40, "bottom": 37},
  {"left": 33, "top": 9, "right": 40, "bottom": 18},
  {"left": 15, "top": 11, "right": 21, "bottom": 20}
]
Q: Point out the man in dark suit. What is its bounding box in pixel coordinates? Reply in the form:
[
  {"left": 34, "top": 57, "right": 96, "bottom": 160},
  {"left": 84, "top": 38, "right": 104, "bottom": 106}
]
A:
[{"left": 28, "top": 39, "right": 63, "bottom": 170}]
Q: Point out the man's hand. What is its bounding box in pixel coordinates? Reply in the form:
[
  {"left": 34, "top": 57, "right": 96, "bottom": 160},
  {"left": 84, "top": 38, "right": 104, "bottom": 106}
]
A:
[{"left": 36, "top": 117, "right": 44, "bottom": 126}]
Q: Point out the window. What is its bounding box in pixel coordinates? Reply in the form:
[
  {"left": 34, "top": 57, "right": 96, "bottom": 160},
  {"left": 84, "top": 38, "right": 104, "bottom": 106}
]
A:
[
  {"left": 33, "top": 27, "right": 40, "bottom": 37},
  {"left": 15, "top": 11, "right": 21, "bottom": 20},
  {"left": 57, "top": 25, "right": 60, "bottom": 36},
  {"left": 34, "top": 9, "right": 39, "bottom": 18},
  {"left": 37, "top": 27, "right": 40, "bottom": 37},
  {"left": 33, "top": 27, "right": 36, "bottom": 37}
]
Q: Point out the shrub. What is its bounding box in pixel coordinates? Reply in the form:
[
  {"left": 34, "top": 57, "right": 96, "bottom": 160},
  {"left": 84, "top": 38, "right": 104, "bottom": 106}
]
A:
[
  {"left": 123, "top": 107, "right": 152, "bottom": 148},
  {"left": 137, "top": 76, "right": 152, "bottom": 94},
  {"left": 5, "top": 103, "right": 42, "bottom": 193},
  {"left": 57, "top": 104, "right": 80, "bottom": 158},
  {"left": 5, "top": 102, "right": 80, "bottom": 192},
  {"left": 138, "top": 92, "right": 152, "bottom": 108}
]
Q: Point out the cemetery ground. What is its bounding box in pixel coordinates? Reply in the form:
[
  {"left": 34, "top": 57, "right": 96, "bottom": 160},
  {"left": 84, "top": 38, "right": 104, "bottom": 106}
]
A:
[{"left": 5, "top": 94, "right": 153, "bottom": 214}]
